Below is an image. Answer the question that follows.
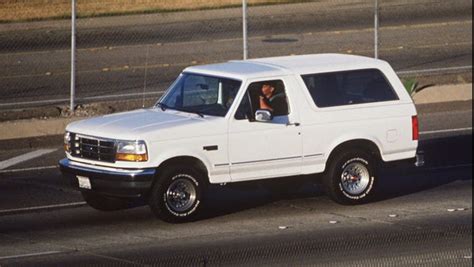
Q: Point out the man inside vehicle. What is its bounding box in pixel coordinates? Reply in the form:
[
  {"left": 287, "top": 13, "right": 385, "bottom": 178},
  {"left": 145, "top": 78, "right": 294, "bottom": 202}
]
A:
[{"left": 258, "top": 82, "right": 289, "bottom": 116}]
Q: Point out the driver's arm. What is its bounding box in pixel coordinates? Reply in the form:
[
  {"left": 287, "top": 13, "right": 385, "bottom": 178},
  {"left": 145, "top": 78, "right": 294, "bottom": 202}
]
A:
[{"left": 259, "top": 96, "right": 274, "bottom": 112}]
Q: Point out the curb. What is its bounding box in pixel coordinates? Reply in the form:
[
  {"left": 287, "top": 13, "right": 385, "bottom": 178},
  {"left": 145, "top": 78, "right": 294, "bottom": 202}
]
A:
[{"left": 412, "top": 83, "right": 472, "bottom": 104}]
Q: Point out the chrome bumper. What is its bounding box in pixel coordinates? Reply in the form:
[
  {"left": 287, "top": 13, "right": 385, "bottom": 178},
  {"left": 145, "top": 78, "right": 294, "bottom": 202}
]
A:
[{"left": 59, "top": 158, "right": 156, "bottom": 198}]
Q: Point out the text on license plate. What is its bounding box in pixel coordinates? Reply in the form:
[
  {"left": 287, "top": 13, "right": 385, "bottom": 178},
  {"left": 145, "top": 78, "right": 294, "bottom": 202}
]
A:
[{"left": 77, "top": 176, "right": 92, "bottom": 189}]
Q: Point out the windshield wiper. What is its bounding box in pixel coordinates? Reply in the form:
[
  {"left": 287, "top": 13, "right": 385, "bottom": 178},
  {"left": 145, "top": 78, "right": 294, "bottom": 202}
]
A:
[
  {"left": 156, "top": 103, "right": 169, "bottom": 111},
  {"left": 178, "top": 108, "right": 205, "bottom": 118},
  {"left": 157, "top": 103, "right": 205, "bottom": 118}
]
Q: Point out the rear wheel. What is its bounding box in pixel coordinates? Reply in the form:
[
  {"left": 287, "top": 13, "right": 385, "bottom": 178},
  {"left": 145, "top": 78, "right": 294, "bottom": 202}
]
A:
[
  {"left": 149, "top": 165, "right": 206, "bottom": 223},
  {"left": 82, "top": 191, "right": 132, "bottom": 211},
  {"left": 323, "top": 150, "right": 378, "bottom": 205}
]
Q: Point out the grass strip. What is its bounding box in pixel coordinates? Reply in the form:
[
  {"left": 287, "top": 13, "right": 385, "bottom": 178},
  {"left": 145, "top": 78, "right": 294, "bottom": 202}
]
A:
[{"left": 1, "top": 0, "right": 314, "bottom": 23}]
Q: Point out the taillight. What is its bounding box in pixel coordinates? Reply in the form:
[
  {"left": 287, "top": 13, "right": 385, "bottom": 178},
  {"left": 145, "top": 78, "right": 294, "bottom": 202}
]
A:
[{"left": 412, "top": 116, "right": 419, "bottom": 141}]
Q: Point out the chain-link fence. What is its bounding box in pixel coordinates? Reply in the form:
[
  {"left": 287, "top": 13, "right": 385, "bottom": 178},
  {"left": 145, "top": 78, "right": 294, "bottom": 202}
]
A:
[{"left": 0, "top": 0, "right": 472, "bottom": 110}]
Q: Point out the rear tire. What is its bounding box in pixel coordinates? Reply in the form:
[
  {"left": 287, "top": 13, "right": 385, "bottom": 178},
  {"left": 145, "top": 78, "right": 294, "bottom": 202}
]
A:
[
  {"left": 82, "top": 191, "right": 132, "bottom": 211},
  {"left": 149, "top": 165, "right": 206, "bottom": 223},
  {"left": 322, "top": 150, "right": 378, "bottom": 205}
]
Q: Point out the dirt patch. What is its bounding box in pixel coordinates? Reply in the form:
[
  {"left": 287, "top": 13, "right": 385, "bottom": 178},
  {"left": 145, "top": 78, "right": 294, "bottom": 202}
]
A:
[{"left": 0, "top": 0, "right": 303, "bottom": 22}]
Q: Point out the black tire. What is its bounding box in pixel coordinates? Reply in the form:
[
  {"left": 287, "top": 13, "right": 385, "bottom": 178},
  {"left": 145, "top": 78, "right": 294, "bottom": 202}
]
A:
[
  {"left": 149, "top": 165, "right": 206, "bottom": 223},
  {"left": 82, "top": 191, "right": 132, "bottom": 211},
  {"left": 322, "top": 150, "right": 378, "bottom": 205}
]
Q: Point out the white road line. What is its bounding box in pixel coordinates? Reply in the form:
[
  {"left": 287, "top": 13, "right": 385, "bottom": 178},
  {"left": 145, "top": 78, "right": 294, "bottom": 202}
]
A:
[
  {"left": 0, "top": 149, "right": 56, "bottom": 170},
  {"left": 0, "top": 202, "right": 87, "bottom": 216},
  {"left": 0, "top": 166, "right": 57, "bottom": 174},
  {"left": 420, "top": 127, "right": 473, "bottom": 135},
  {"left": 0, "top": 251, "right": 65, "bottom": 260}
]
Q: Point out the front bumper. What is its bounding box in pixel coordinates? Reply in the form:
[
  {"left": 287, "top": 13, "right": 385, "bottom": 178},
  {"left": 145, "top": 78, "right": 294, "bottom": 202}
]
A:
[{"left": 59, "top": 158, "right": 156, "bottom": 198}]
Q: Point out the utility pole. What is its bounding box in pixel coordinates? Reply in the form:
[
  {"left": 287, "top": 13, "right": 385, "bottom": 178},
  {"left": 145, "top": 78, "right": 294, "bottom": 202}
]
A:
[
  {"left": 374, "top": 0, "right": 379, "bottom": 59},
  {"left": 242, "top": 0, "right": 248, "bottom": 60},
  {"left": 70, "top": 0, "right": 77, "bottom": 113}
]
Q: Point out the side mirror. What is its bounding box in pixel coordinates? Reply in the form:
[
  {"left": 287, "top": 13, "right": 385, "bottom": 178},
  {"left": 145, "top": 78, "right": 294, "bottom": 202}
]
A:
[{"left": 255, "top": 109, "right": 273, "bottom": 122}]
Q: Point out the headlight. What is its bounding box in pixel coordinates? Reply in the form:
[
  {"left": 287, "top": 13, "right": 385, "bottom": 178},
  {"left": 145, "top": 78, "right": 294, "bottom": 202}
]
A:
[
  {"left": 116, "top": 141, "right": 148, "bottom": 162},
  {"left": 64, "top": 132, "right": 71, "bottom": 153}
]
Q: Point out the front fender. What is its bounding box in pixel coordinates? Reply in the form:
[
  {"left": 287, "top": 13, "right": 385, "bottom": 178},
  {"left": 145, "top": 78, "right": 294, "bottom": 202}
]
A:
[{"left": 148, "top": 140, "right": 231, "bottom": 184}]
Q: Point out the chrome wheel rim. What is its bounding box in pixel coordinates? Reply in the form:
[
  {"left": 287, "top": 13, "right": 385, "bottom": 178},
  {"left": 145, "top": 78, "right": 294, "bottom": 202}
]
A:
[
  {"left": 165, "top": 177, "right": 197, "bottom": 213},
  {"left": 341, "top": 162, "right": 370, "bottom": 195}
]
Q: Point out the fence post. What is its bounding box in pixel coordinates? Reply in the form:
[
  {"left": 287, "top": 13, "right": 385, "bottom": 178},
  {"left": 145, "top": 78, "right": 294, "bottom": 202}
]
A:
[
  {"left": 70, "top": 0, "right": 76, "bottom": 113},
  {"left": 242, "top": 0, "right": 248, "bottom": 60},
  {"left": 374, "top": 0, "right": 379, "bottom": 59}
]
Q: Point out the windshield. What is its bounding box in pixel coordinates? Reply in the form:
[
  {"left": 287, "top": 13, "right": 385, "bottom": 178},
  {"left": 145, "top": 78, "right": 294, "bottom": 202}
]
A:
[{"left": 157, "top": 73, "right": 242, "bottom": 117}]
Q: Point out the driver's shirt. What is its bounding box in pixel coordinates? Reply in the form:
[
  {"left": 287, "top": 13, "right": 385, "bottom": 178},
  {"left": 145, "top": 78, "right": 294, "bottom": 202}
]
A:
[{"left": 267, "top": 93, "right": 288, "bottom": 116}]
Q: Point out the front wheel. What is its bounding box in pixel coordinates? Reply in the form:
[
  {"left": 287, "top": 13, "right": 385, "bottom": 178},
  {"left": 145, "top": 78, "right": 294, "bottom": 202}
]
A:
[
  {"left": 149, "top": 165, "right": 206, "bottom": 223},
  {"left": 322, "top": 150, "right": 378, "bottom": 205}
]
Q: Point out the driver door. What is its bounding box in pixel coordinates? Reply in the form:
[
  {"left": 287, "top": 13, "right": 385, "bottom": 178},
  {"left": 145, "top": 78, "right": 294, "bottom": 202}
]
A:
[{"left": 228, "top": 78, "right": 303, "bottom": 182}]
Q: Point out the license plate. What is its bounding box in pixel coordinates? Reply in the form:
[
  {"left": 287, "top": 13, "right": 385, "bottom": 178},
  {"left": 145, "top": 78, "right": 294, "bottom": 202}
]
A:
[{"left": 77, "top": 176, "right": 92, "bottom": 189}]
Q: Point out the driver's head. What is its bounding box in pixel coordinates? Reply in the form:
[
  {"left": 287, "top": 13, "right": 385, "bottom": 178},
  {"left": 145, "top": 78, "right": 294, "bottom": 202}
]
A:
[{"left": 261, "top": 83, "right": 275, "bottom": 97}]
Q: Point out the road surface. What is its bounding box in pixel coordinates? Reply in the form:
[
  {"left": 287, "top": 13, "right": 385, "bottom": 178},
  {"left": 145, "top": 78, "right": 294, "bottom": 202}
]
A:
[{"left": 0, "top": 101, "right": 471, "bottom": 266}]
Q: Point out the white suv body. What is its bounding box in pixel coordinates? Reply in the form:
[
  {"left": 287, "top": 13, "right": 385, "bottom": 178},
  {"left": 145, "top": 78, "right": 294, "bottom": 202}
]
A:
[{"left": 60, "top": 54, "right": 421, "bottom": 222}]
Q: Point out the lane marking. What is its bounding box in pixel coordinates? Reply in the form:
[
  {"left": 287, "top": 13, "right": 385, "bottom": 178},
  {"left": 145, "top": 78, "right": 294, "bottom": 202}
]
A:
[
  {"left": 1, "top": 38, "right": 472, "bottom": 80},
  {"left": 0, "top": 202, "right": 87, "bottom": 216},
  {"left": 0, "top": 62, "right": 470, "bottom": 108},
  {"left": 0, "top": 61, "right": 199, "bottom": 80},
  {"left": 0, "top": 19, "right": 471, "bottom": 57},
  {"left": 0, "top": 149, "right": 56, "bottom": 170},
  {"left": 0, "top": 251, "right": 65, "bottom": 260},
  {"left": 1, "top": 37, "right": 471, "bottom": 80},
  {"left": 349, "top": 42, "right": 472, "bottom": 57},
  {"left": 420, "top": 127, "right": 472, "bottom": 135},
  {"left": 0, "top": 166, "right": 57, "bottom": 174}
]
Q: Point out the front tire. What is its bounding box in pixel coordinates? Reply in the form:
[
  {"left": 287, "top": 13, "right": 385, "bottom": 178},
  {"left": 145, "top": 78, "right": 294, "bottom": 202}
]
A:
[
  {"left": 323, "top": 150, "right": 378, "bottom": 205},
  {"left": 149, "top": 165, "right": 206, "bottom": 223}
]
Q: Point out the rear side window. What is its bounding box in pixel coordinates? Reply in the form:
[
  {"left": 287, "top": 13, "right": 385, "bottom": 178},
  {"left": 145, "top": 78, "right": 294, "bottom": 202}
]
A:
[{"left": 301, "top": 69, "right": 399, "bottom": 108}]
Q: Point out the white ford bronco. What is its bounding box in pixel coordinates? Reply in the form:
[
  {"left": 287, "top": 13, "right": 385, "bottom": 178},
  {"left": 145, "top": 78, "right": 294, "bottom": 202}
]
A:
[{"left": 60, "top": 54, "right": 423, "bottom": 223}]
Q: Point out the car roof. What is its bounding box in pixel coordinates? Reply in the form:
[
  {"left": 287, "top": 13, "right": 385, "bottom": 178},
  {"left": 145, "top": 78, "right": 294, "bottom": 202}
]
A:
[{"left": 184, "top": 54, "right": 389, "bottom": 80}]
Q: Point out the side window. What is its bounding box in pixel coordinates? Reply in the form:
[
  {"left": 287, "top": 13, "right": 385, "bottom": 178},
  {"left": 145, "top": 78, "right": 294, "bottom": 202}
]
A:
[
  {"left": 235, "top": 80, "right": 289, "bottom": 120},
  {"left": 302, "top": 69, "right": 399, "bottom": 108}
]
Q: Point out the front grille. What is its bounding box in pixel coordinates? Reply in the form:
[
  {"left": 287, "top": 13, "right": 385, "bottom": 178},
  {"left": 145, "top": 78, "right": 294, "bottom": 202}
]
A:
[{"left": 70, "top": 134, "right": 116, "bottom": 163}]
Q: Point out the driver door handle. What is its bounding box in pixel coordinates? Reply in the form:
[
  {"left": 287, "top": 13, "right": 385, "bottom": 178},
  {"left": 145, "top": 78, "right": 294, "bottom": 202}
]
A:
[{"left": 286, "top": 122, "right": 301, "bottom": 127}]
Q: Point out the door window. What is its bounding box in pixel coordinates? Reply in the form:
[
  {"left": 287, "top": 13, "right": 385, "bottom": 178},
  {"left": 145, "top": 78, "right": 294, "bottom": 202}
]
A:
[{"left": 235, "top": 80, "right": 289, "bottom": 120}]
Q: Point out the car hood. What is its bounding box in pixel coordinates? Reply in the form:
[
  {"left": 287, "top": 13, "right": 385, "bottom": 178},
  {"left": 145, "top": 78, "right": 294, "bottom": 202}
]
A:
[{"left": 66, "top": 108, "right": 210, "bottom": 141}]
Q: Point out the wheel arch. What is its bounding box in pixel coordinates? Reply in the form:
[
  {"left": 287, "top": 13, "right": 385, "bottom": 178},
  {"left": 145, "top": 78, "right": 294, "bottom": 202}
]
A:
[
  {"left": 325, "top": 139, "right": 382, "bottom": 172},
  {"left": 156, "top": 156, "right": 209, "bottom": 179}
]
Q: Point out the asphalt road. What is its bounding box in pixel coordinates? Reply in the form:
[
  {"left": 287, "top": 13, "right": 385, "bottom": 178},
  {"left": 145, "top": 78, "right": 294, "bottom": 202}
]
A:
[
  {"left": 0, "top": 0, "right": 472, "bottom": 108},
  {"left": 0, "top": 101, "right": 471, "bottom": 266}
]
